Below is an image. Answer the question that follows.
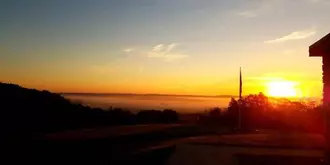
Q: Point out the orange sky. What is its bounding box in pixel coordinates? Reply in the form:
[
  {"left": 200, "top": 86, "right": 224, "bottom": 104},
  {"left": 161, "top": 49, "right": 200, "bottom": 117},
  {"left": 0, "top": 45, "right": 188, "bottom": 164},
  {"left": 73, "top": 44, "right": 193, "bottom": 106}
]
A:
[{"left": 1, "top": 0, "right": 328, "bottom": 97}]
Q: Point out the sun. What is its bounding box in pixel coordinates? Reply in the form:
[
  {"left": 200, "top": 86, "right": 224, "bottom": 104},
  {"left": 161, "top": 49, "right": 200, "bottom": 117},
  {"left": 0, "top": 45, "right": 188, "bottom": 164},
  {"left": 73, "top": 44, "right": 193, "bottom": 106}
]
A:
[{"left": 266, "top": 80, "right": 299, "bottom": 97}]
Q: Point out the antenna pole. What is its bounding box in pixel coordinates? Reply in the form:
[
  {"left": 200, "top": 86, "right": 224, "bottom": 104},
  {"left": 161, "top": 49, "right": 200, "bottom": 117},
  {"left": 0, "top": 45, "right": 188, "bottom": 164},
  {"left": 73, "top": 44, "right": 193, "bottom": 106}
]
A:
[{"left": 238, "top": 67, "right": 242, "bottom": 130}]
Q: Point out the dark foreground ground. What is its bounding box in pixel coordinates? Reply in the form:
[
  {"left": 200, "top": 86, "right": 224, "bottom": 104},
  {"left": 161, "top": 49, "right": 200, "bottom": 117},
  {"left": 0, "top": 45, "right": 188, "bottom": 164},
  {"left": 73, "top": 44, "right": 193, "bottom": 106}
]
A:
[
  {"left": 2, "top": 125, "right": 327, "bottom": 165},
  {"left": 3, "top": 124, "right": 204, "bottom": 165}
]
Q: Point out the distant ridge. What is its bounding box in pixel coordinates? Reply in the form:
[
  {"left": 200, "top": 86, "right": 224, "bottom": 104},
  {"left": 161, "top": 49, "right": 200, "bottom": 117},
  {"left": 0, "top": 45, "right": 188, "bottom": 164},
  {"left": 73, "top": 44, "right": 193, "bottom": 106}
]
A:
[
  {"left": 61, "top": 93, "right": 238, "bottom": 98},
  {"left": 61, "top": 92, "right": 320, "bottom": 101}
]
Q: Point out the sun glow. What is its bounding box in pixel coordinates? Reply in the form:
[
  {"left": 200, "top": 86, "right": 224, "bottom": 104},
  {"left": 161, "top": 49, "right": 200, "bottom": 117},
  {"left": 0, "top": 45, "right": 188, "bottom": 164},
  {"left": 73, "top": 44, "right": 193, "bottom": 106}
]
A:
[{"left": 266, "top": 80, "right": 301, "bottom": 97}]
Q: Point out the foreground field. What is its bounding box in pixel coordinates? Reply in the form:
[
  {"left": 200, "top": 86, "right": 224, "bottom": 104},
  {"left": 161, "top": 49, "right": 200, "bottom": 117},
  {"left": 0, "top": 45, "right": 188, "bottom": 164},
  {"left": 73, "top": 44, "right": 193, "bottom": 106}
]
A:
[
  {"left": 45, "top": 124, "right": 187, "bottom": 141},
  {"left": 43, "top": 126, "right": 327, "bottom": 164},
  {"left": 7, "top": 124, "right": 327, "bottom": 165}
]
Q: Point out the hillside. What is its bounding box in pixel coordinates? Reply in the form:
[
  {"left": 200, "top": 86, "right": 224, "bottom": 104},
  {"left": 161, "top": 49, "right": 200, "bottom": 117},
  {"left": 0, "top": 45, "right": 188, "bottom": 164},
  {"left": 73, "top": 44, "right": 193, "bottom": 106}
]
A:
[
  {"left": 0, "top": 83, "right": 103, "bottom": 135},
  {"left": 0, "top": 83, "right": 178, "bottom": 138}
]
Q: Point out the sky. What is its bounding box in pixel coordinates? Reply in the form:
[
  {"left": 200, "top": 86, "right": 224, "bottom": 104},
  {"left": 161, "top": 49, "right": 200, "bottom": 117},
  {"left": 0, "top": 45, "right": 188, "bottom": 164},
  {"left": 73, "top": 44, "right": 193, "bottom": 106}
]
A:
[{"left": 1, "top": 0, "right": 330, "bottom": 96}]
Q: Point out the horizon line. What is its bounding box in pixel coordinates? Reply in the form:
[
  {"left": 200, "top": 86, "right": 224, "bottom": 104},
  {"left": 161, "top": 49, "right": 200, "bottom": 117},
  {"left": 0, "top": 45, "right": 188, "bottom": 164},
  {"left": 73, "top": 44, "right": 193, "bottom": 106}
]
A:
[
  {"left": 60, "top": 92, "right": 321, "bottom": 100},
  {"left": 60, "top": 92, "right": 238, "bottom": 98}
]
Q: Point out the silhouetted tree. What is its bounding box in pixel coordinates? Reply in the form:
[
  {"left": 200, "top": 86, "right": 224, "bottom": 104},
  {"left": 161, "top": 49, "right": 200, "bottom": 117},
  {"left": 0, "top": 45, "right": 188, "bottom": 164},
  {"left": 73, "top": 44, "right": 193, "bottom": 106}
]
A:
[
  {"left": 162, "top": 109, "right": 179, "bottom": 123},
  {"left": 239, "top": 92, "right": 269, "bottom": 129},
  {"left": 137, "top": 110, "right": 163, "bottom": 124},
  {"left": 228, "top": 98, "right": 239, "bottom": 127},
  {"left": 208, "top": 107, "right": 222, "bottom": 117},
  {"left": 224, "top": 92, "right": 324, "bottom": 133}
]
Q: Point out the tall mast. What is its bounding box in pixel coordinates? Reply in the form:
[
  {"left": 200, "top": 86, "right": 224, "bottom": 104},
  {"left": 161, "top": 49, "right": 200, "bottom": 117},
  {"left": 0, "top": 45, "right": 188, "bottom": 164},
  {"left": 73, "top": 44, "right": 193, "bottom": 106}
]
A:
[
  {"left": 239, "top": 67, "right": 242, "bottom": 100},
  {"left": 238, "top": 67, "right": 242, "bottom": 130}
]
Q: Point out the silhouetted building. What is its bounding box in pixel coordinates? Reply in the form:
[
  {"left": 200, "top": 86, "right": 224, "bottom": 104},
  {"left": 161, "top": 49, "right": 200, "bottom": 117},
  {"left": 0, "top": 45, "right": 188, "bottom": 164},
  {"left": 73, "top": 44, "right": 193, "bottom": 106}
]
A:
[
  {"left": 309, "top": 33, "right": 330, "bottom": 104},
  {"left": 309, "top": 32, "right": 330, "bottom": 164}
]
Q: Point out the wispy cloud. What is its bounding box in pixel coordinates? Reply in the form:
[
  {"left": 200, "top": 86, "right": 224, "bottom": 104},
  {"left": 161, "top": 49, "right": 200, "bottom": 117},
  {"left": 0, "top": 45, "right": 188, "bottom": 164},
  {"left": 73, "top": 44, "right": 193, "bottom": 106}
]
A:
[
  {"left": 123, "top": 48, "right": 133, "bottom": 53},
  {"left": 166, "top": 43, "right": 177, "bottom": 52},
  {"left": 235, "top": 0, "right": 279, "bottom": 18},
  {"left": 152, "top": 44, "right": 164, "bottom": 52},
  {"left": 237, "top": 11, "right": 257, "bottom": 18},
  {"left": 265, "top": 29, "right": 316, "bottom": 43},
  {"left": 148, "top": 43, "right": 188, "bottom": 61},
  {"left": 235, "top": 0, "right": 320, "bottom": 18},
  {"left": 308, "top": 0, "right": 330, "bottom": 4}
]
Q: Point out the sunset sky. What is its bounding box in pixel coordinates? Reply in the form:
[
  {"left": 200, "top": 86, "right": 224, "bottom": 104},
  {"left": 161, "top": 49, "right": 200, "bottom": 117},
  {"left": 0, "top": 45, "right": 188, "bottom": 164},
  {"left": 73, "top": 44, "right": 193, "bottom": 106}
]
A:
[{"left": 1, "top": 0, "right": 329, "bottom": 97}]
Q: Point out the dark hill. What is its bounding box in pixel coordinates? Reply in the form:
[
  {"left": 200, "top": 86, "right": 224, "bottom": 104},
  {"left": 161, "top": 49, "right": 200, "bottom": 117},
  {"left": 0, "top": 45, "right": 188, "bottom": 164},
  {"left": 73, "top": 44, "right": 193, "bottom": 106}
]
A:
[
  {"left": 0, "top": 83, "right": 178, "bottom": 138},
  {"left": 0, "top": 83, "right": 130, "bottom": 136}
]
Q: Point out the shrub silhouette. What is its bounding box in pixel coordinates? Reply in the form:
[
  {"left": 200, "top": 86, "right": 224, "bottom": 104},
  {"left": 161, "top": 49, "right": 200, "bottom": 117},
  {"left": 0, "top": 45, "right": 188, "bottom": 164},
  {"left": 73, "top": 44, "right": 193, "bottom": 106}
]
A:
[{"left": 226, "top": 93, "right": 324, "bottom": 133}]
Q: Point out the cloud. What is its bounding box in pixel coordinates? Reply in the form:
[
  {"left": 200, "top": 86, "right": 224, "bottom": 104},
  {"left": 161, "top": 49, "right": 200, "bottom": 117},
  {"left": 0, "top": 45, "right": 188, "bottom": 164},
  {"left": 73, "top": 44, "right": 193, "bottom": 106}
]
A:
[
  {"left": 235, "top": 0, "right": 278, "bottom": 18},
  {"left": 166, "top": 43, "right": 177, "bottom": 52},
  {"left": 310, "top": 0, "right": 330, "bottom": 4},
  {"left": 152, "top": 44, "right": 164, "bottom": 52},
  {"left": 237, "top": 11, "right": 257, "bottom": 18},
  {"left": 235, "top": 0, "right": 318, "bottom": 18},
  {"left": 123, "top": 48, "right": 133, "bottom": 53},
  {"left": 264, "top": 29, "right": 316, "bottom": 43},
  {"left": 147, "top": 43, "right": 188, "bottom": 61},
  {"left": 308, "top": 0, "right": 330, "bottom": 3}
]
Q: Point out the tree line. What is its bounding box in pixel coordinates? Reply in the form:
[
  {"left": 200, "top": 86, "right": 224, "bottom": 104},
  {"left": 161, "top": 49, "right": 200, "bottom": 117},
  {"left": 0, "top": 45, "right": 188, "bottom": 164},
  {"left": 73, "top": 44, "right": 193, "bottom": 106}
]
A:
[{"left": 201, "top": 92, "right": 324, "bottom": 133}]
